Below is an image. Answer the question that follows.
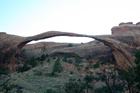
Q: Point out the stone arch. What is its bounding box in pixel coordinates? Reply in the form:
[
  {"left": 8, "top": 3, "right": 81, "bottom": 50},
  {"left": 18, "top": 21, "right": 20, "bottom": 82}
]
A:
[{"left": 0, "top": 31, "right": 136, "bottom": 72}]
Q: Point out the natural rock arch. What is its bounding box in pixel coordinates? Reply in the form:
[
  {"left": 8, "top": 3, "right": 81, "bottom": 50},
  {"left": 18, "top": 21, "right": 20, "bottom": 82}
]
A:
[
  {"left": 0, "top": 30, "right": 138, "bottom": 72},
  {"left": 16, "top": 31, "right": 136, "bottom": 71}
]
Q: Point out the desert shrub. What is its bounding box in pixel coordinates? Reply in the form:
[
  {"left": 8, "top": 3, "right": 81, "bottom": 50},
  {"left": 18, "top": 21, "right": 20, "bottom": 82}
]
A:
[
  {"left": 74, "top": 63, "right": 79, "bottom": 67},
  {"left": 63, "top": 56, "right": 67, "bottom": 62},
  {"left": 2, "top": 84, "right": 15, "bottom": 93},
  {"left": 85, "top": 66, "right": 89, "bottom": 70},
  {"left": 16, "top": 89, "right": 23, "bottom": 93},
  {"left": 70, "top": 71, "right": 73, "bottom": 74},
  {"left": 47, "top": 58, "right": 50, "bottom": 62},
  {"left": 2, "top": 83, "right": 23, "bottom": 93},
  {"left": 40, "top": 54, "right": 46, "bottom": 61},
  {"left": 78, "top": 78, "right": 81, "bottom": 82},
  {"left": 86, "top": 55, "right": 92, "bottom": 60},
  {"left": 0, "top": 68, "right": 7, "bottom": 75},
  {"left": 79, "top": 65, "right": 84, "bottom": 67},
  {"left": 40, "top": 61, "right": 43, "bottom": 65},
  {"left": 93, "top": 63, "right": 100, "bottom": 68},
  {"left": 17, "top": 63, "right": 31, "bottom": 73},
  {"left": 94, "top": 86, "right": 109, "bottom": 93},
  {"left": 77, "top": 67, "right": 81, "bottom": 71},
  {"left": 68, "top": 59, "right": 73, "bottom": 64},
  {"left": 75, "top": 57, "right": 82, "bottom": 63},
  {"left": 45, "top": 72, "right": 58, "bottom": 77},
  {"left": 53, "top": 56, "right": 56, "bottom": 59},
  {"left": 28, "top": 57, "right": 37, "bottom": 67},
  {"left": 122, "top": 51, "right": 140, "bottom": 92},
  {"left": 94, "top": 84, "right": 124, "bottom": 93},
  {"left": 68, "top": 44, "right": 73, "bottom": 47},
  {"left": 64, "top": 53, "right": 73, "bottom": 58},
  {"left": 53, "top": 58, "right": 63, "bottom": 72},
  {"left": 64, "top": 79, "right": 86, "bottom": 93},
  {"left": 46, "top": 54, "right": 49, "bottom": 58},
  {"left": 37, "top": 57, "right": 40, "bottom": 60},
  {"left": 93, "top": 76, "right": 100, "bottom": 81},
  {"left": 84, "top": 75, "right": 93, "bottom": 83},
  {"left": 45, "top": 89, "right": 56, "bottom": 93}
]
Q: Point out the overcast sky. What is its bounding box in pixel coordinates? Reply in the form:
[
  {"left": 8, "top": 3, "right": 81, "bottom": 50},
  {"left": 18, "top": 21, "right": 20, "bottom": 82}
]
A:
[{"left": 0, "top": 0, "right": 140, "bottom": 43}]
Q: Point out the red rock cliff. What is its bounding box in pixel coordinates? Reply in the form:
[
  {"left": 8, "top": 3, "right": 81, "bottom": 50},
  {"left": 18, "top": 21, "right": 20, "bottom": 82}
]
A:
[{"left": 111, "top": 22, "right": 140, "bottom": 34}]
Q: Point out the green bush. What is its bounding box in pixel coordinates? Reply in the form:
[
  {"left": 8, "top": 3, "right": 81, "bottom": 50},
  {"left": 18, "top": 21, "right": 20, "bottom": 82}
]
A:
[
  {"left": 75, "top": 57, "right": 82, "bottom": 63},
  {"left": 46, "top": 54, "right": 49, "bottom": 58},
  {"left": 94, "top": 84, "right": 124, "bottom": 93},
  {"left": 68, "top": 59, "right": 73, "bottom": 64},
  {"left": 93, "top": 63, "right": 100, "bottom": 68},
  {"left": 45, "top": 89, "right": 56, "bottom": 93},
  {"left": 86, "top": 55, "right": 92, "bottom": 60},
  {"left": 74, "top": 63, "right": 79, "bottom": 67},
  {"left": 68, "top": 44, "right": 73, "bottom": 47},
  {"left": 28, "top": 57, "right": 37, "bottom": 67},
  {"left": 34, "top": 72, "right": 43, "bottom": 76},
  {"left": 64, "top": 80, "right": 86, "bottom": 93},
  {"left": 45, "top": 72, "right": 58, "bottom": 77},
  {"left": 0, "top": 68, "right": 7, "bottom": 75},
  {"left": 17, "top": 63, "right": 31, "bottom": 73},
  {"left": 47, "top": 58, "right": 50, "bottom": 62},
  {"left": 122, "top": 50, "right": 140, "bottom": 92},
  {"left": 70, "top": 71, "right": 73, "bottom": 74},
  {"left": 53, "top": 58, "right": 63, "bottom": 72},
  {"left": 40, "top": 54, "right": 46, "bottom": 61},
  {"left": 63, "top": 56, "right": 67, "bottom": 62},
  {"left": 94, "top": 86, "right": 110, "bottom": 93},
  {"left": 84, "top": 75, "right": 93, "bottom": 83},
  {"left": 85, "top": 66, "right": 89, "bottom": 70}
]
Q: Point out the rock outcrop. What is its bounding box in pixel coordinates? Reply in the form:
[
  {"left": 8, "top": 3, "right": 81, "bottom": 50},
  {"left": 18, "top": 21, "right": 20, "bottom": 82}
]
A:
[
  {"left": 111, "top": 22, "right": 140, "bottom": 34},
  {"left": 1, "top": 22, "right": 140, "bottom": 72}
]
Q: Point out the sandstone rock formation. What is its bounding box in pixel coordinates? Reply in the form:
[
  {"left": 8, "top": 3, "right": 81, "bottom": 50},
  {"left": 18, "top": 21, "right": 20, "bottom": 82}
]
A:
[
  {"left": 21, "top": 41, "right": 112, "bottom": 60},
  {"left": 111, "top": 22, "right": 140, "bottom": 34},
  {"left": 1, "top": 22, "right": 140, "bottom": 72}
]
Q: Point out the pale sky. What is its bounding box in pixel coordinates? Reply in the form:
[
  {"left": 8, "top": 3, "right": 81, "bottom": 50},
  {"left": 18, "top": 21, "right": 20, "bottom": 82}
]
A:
[{"left": 0, "top": 0, "right": 140, "bottom": 43}]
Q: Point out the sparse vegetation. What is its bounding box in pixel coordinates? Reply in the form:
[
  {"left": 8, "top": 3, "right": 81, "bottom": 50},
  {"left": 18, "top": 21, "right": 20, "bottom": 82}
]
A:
[
  {"left": 1, "top": 83, "right": 23, "bottom": 93},
  {"left": 53, "top": 57, "right": 63, "bottom": 73},
  {"left": 64, "top": 78, "right": 86, "bottom": 93},
  {"left": 3, "top": 48, "right": 138, "bottom": 93},
  {"left": 75, "top": 57, "right": 82, "bottom": 63},
  {"left": 122, "top": 50, "right": 140, "bottom": 93},
  {"left": 27, "top": 57, "right": 37, "bottom": 67},
  {"left": 17, "top": 63, "right": 31, "bottom": 73}
]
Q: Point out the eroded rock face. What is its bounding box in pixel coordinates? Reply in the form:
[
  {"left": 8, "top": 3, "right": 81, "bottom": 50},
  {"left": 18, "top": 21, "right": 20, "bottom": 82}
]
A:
[
  {"left": 112, "top": 22, "right": 140, "bottom": 34},
  {"left": 1, "top": 23, "right": 140, "bottom": 72},
  {"left": 20, "top": 40, "right": 112, "bottom": 60}
]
